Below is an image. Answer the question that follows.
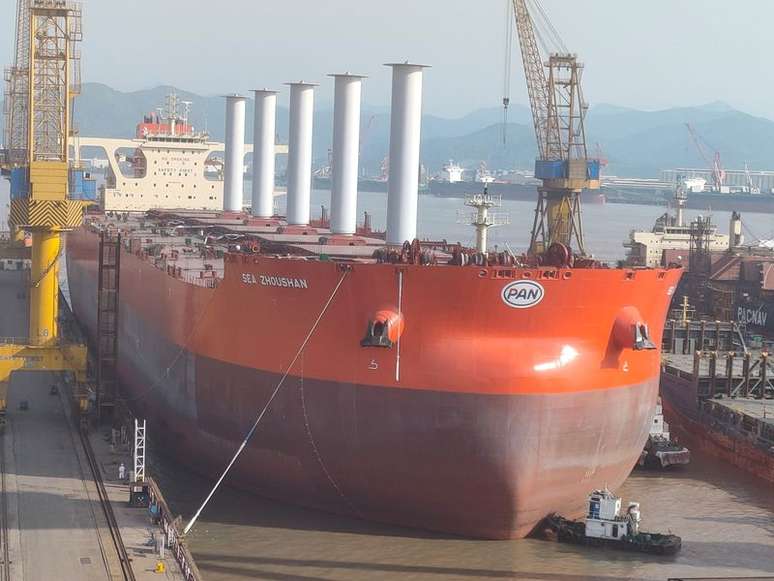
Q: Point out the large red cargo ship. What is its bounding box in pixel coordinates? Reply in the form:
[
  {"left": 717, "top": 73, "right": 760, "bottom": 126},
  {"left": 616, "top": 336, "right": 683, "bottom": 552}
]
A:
[
  {"left": 65, "top": 209, "right": 681, "bottom": 539},
  {"left": 64, "top": 54, "right": 683, "bottom": 538}
]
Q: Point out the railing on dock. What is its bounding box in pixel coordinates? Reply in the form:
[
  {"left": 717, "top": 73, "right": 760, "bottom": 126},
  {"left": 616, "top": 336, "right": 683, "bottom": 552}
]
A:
[
  {"left": 147, "top": 478, "right": 204, "bottom": 581},
  {"left": 111, "top": 399, "right": 204, "bottom": 581}
]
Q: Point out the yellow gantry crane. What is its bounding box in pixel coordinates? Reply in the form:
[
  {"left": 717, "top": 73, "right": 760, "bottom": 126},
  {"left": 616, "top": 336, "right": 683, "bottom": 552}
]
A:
[
  {"left": 509, "top": 0, "right": 600, "bottom": 256},
  {"left": 0, "top": 0, "right": 89, "bottom": 412}
]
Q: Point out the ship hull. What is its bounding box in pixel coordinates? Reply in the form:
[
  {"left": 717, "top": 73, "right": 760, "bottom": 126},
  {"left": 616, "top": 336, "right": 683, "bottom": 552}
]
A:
[
  {"left": 66, "top": 224, "right": 679, "bottom": 539},
  {"left": 128, "top": 327, "right": 658, "bottom": 539},
  {"left": 686, "top": 193, "right": 774, "bottom": 214},
  {"left": 660, "top": 373, "right": 774, "bottom": 484}
]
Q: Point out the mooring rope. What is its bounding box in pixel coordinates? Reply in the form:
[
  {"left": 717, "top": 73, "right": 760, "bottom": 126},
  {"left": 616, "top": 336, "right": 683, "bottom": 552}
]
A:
[{"left": 183, "top": 267, "right": 350, "bottom": 535}]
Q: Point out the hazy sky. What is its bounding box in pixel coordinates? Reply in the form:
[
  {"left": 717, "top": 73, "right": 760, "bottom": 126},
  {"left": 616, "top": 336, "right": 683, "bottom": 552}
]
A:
[{"left": 3, "top": 0, "right": 772, "bottom": 119}]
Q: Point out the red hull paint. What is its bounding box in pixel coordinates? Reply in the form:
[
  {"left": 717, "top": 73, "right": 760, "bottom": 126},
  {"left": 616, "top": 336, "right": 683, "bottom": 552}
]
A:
[{"left": 66, "top": 225, "right": 681, "bottom": 538}]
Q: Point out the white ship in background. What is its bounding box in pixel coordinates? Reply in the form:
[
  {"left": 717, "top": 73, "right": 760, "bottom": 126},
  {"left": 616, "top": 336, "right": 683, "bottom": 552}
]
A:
[
  {"left": 440, "top": 160, "right": 465, "bottom": 183},
  {"left": 625, "top": 182, "right": 735, "bottom": 267},
  {"left": 73, "top": 92, "right": 288, "bottom": 213}
]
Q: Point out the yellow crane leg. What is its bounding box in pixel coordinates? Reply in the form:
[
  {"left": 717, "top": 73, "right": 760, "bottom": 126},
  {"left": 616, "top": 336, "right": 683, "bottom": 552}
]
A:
[
  {"left": 546, "top": 195, "right": 572, "bottom": 247},
  {"left": 29, "top": 230, "right": 60, "bottom": 347}
]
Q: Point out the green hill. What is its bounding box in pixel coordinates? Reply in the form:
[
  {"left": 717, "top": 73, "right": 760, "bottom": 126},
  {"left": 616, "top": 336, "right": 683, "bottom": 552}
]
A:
[{"left": 4, "top": 83, "right": 773, "bottom": 178}]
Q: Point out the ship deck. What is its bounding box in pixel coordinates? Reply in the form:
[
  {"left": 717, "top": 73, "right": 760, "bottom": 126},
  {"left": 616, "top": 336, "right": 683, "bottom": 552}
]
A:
[
  {"left": 662, "top": 350, "right": 774, "bottom": 445},
  {"left": 716, "top": 398, "right": 774, "bottom": 427},
  {"left": 86, "top": 210, "right": 393, "bottom": 285},
  {"left": 83, "top": 209, "right": 470, "bottom": 287}
]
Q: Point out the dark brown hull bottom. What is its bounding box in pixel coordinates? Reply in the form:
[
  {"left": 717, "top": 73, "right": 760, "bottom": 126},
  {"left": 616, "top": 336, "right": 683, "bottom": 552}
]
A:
[{"left": 118, "top": 329, "right": 654, "bottom": 539}]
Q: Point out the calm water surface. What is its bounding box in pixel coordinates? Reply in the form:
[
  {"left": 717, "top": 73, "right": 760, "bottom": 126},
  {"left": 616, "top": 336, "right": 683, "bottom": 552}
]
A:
[
  {"left": 151, "top": 448, "right": 774, "bottom": 581},
  {"left": 291, "top": 188, "right": 774, "bottom": 264},
  {"left": 2, "top": 179, "right": 773, "bottom": 579}
]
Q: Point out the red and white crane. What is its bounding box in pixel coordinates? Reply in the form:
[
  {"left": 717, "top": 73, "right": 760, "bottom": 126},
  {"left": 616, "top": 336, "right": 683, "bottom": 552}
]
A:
[{"left": 685, "top": 123, "right": 725, "bottom": 191}]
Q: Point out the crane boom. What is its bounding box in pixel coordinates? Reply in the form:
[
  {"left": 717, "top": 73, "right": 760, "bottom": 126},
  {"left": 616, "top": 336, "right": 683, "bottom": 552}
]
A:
[
  {"left": 685, "top": 123, "right": 724, "bottom": 190},
  {"left": 512, "top": 0, "right": 550, "bottom": 159},
  {"left": 2, "top": 0, "right": 31, "bottom": 167}
]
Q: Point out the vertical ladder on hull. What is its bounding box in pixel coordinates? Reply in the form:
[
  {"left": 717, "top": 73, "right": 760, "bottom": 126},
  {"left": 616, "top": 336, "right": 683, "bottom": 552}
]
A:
[{"left": 97, "top": 231, "right": 121, "bottom": 421}]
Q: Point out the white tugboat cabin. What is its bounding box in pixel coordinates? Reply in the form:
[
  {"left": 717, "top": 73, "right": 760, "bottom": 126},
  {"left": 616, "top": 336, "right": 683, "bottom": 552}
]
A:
[{"left": 585, "top": 489, "right": 641, "bottom": 540}]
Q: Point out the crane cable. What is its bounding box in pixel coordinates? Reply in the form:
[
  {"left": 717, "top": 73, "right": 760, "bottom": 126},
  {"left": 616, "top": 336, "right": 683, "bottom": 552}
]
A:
[
  {"left": 502, "top": 0, "right": 513, "bottom": 145},
  {"left": 183, "top": 267, "right": 351, "bottom": 536},
  {"left": 527, "top": 0, "right": 568, "bottom": 55}
]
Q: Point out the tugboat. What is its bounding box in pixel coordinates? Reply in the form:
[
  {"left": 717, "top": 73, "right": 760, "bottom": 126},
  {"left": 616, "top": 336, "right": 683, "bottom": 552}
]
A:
[
  {"left": 638, "top": 398, "right": 691, "bottom": 468},
  {"left": 540, "top": 489, "right": 682, "bottom": 555}
]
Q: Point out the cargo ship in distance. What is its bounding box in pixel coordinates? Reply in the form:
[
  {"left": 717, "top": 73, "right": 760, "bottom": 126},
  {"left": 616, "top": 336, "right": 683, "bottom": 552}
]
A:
[{"left": 66, "top": 70, "right": 681, "bottom": 539}]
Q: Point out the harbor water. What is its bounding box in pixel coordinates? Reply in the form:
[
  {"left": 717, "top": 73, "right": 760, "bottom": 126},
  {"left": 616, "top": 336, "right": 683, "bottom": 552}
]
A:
[
  {"left": 286, "top": 189, "right": 774, "bottom": 265},
  {"left": 152, "top": 446, "right": 774, "bottom": 581},
  {"left": 2, "top": 179, "right": 773, "bottom": 579}
]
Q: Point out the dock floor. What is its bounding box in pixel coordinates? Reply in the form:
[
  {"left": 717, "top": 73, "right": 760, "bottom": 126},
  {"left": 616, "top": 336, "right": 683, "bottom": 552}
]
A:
[
  {"left": 88, "top": 425, "right": 185, "bottom": 580},
  {"left": 6, "top": 370, "right": 117, "bottom": 580},
  {"left": 0, "top": 270, "right": 115, "bottom": 579},
  {"left": 0, "top": 268, "right": 185, "bottom": 580}
]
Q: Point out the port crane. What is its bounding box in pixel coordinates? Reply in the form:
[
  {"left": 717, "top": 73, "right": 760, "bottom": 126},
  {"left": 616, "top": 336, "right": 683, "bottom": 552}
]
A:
[
  {"left": 508, "top": 0, "right": 600, "bottom": 256},
  {"left": 0, "top": 0, "right": 89, "bottom": 413},
  {"left": 744, "top": 162, "right": 759, "bottom": 194},
  {"left": 685, "top": 123, "right": 725, "bottom": 191}
]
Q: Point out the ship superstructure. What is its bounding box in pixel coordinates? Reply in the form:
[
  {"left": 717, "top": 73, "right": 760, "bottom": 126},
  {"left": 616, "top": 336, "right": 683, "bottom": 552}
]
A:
[
  {"left": 439, "top": 160, "right": 465, "bottom": 183},
  {"left": 73, "top": 93, "right": 288, "bottom": 213},
  {"left": 625, "top": 184, "right": 733, "bottom": 267}
]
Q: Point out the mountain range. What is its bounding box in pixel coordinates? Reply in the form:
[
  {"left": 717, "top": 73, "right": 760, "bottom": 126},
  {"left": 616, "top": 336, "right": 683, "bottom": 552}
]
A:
[{"left": 3, "top": 83, "right": 773, "bottom": 178}]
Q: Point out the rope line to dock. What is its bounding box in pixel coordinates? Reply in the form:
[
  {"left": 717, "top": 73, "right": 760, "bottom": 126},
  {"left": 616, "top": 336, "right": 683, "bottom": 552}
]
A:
[{"left": 183, "top": 268, "right": 351, "bottom": 536}]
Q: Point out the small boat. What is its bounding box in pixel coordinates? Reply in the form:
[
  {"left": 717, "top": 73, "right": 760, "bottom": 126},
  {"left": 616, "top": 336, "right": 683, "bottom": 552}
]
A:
[
  {"left": 539, "top": 489, "right": 681, "bottom": 555},
  {"left": 638, "top": 398, "right": 691, "bottom": 468}
]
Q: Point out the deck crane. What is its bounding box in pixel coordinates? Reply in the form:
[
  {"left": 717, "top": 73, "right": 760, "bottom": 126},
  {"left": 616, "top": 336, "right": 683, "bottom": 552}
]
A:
[
  {"left": 509, "top": 0, "right": 600, "bottom": 256},
  {"left": 0, "top": 0, "right": 89, "bottom": 414}
]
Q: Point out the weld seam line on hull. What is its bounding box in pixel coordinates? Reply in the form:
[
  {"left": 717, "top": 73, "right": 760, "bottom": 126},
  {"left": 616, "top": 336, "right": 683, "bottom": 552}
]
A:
[
  {"left": 300, "top": 377, "right": 363, "bottom": 518},
  {"left": 125, "top": 276, "right": 222, "bottom": 405},
  {"left": 183, "top": 268, "right": 351, "bottom": 535}
]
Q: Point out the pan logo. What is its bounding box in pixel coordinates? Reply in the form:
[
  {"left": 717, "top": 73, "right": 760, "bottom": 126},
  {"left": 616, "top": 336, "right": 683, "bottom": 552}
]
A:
[{"left": 501, "top": 280, "right": 545, "bottom": 309}]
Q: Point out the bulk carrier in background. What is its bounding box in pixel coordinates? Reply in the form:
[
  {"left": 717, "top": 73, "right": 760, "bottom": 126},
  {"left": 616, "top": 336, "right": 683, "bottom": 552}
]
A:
[{"left": 64, "top": 1, "right": 681, "bottom": 539}]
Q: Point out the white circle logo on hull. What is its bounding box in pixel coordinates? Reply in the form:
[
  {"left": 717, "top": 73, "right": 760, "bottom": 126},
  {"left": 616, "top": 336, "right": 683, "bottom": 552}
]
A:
[{"left": 501, "top": 280, "right": 545, "bottom": 309}]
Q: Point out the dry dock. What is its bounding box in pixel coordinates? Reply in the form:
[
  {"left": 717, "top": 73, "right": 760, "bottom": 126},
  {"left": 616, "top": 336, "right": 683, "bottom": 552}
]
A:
[{"left": 0, "top": 269, "right": 189, "bottom": 580}]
